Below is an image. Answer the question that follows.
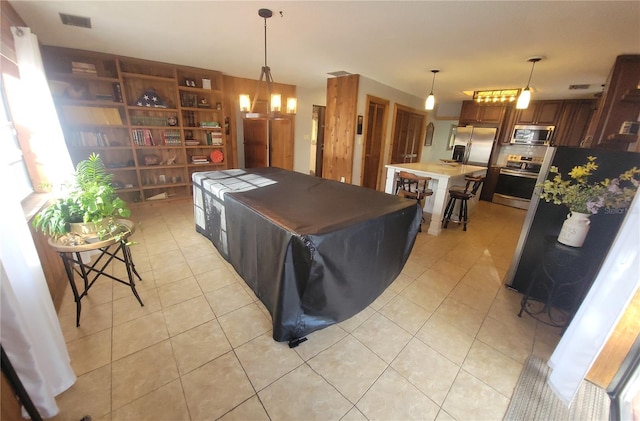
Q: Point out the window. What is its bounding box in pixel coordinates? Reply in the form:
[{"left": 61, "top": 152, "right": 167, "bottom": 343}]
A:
[{"left": 0, "top": 81, "right": 33, "bottom": 200}]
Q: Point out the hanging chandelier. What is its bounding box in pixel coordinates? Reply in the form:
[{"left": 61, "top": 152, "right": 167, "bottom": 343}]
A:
[{"left": 239, "top": 8, "right": 297, "bottom": 118}]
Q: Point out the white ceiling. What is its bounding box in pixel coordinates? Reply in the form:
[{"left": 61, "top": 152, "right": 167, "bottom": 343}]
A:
[{"left": 9, "top": 1, "right": 640, "bottom": 104}]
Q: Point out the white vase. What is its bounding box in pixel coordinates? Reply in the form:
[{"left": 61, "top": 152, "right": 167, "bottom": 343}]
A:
[{"left": 557, "top": 211, "right": 591, "bottom": 247}]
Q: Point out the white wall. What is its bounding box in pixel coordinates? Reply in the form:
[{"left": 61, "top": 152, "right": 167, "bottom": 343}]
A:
[
  {"left": 290, "top": 77, "right": 468, "bottom": 183},
  {"left": 292, "top": 86, "right": 328, "bottom": 174},
  {"left": 352, "top": 76, "right": 425, "bottom": 186}
]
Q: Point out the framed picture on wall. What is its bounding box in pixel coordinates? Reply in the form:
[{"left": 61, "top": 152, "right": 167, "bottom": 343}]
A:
[
  {"left": 424, "top": 122, "right": 435, "bottom": 146},
  {"left": 447, "top": 124, "right": 457, "bottom": 150}
]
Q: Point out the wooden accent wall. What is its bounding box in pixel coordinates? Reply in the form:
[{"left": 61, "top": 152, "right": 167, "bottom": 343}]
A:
[
  {"left": 28, "top": 212, "right": 68, "bottom": 311},
  {"left": 586, "top": 288, "right": 640, "bottom": 388},
  {"left": 223, "top": 75, "right": 296, "bottom": 170},
  {"left": 1, "top": 0, "right": 21, "bottom": 68},
  {"left": 323, "top": 74, "right": 359, "bottom": 182}
]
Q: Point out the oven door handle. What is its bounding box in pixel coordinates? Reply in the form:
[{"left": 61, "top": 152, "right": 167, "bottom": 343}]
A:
[{"left": 500, "top": 169, "right": 540, "bottom": 179}]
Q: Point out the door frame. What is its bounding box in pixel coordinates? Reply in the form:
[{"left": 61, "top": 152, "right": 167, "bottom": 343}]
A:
[
  {"left": 312, "top": 105, "right": 326, "bottom": 177},
  {"left": 360, "top": 95, "right": 389, "bottom": 190}
]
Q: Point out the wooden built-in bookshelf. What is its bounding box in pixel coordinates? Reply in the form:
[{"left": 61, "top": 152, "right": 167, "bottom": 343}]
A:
[{"left": 41, "top": 46, "right": 230, "bottom": 203}]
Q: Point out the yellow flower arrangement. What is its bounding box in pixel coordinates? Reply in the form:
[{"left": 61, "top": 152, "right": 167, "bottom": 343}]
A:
[{"left": 539, "top": 156, "right": 640, "bottom": 214}]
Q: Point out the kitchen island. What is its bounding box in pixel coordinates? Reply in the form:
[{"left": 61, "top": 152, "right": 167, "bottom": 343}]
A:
[{"left": 385, "top": 162, "right": 488, "bottom": 235}]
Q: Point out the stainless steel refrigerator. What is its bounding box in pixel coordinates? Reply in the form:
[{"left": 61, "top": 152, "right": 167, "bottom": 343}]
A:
[{"left": 452, "top": 126, "right": 497, "bottom": 166}]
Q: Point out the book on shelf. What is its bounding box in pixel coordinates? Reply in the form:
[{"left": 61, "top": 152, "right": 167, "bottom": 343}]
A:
[
  {"left": 62, "top": 106, "right": 123, "bottom": 125},
  {"left": 71, "top": 61, "right": 97, "bottom": 75},
  {"left": 112, "top": 83, "right": 123, "bottom": 102},
  {"left": 132, "top": 128, "right": 155, "bottom": 146},
  {"left": 162, "top": 130, "right": 181, "bottom": 145},
  {"left": 68, "top": 130, "right": 112, "bottom": 147},
  {"left": 95, "top": 94, "right": 114, "bottom": 101},
  {"left": 205, "top": 131, "right": 224, "bottom": 145},
  {"left": 191, "top": 155, "right": 209, "bottom": 164}
]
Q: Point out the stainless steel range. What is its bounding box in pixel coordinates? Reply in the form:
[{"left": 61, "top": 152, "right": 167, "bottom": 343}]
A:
[{"left": 493, "top": 154, "right": 544, "bottom": 210}]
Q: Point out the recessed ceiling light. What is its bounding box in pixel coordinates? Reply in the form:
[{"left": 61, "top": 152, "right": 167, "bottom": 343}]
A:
[{"left": 59, "top": 13, "right": 92, "bottom": 29}]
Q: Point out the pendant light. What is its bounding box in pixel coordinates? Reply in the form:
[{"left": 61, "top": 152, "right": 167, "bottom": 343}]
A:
[
  {"left": 425, "top": 69, "right": 439, "bottom": 111},
  {"left": 239, "top": 9, "right": 297, "bottom": 117},
  {"left": 516, "top": 57, "right": 542, "bottom": 110}
]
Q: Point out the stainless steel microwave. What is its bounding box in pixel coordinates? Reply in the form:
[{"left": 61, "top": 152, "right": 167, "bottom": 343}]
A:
[{"left": 511, "top": 125, "right": 554, "bottom": 145}]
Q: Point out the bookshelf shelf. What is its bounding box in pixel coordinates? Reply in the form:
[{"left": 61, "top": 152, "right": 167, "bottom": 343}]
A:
[{"left": 43, "top": 46, "right": 230, "bottom": 204}]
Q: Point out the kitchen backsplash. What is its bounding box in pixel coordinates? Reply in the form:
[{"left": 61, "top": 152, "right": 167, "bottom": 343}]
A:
[{"left": 496, "top": 144, "right": 548, "bottom": 166}]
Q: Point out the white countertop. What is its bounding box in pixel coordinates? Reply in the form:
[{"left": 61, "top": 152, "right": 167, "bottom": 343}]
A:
[{"left": 385, "top": 162, "right": 488, "bottom": 178}]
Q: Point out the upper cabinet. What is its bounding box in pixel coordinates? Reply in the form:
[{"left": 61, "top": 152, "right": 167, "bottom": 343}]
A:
[
  {"left": 459, "top": 101, "right": 507, "bottom": 126},
  {"left": 513, "top": 100, "right": 562, "bottom": 126},
  {"left": 583, "top": 55, "right": 640, "bottom": 150},
  {"left": 553, "top": 100, "right": 596, "bottom": 147}
]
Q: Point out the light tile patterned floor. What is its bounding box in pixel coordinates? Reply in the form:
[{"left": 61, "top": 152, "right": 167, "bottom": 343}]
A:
[{"left": 50, "top": 199, "right": 562, "bottom": 421}]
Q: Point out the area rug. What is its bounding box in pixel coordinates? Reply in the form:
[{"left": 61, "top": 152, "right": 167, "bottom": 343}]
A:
[{"left": 504, "top": 355, "right": 610, "bottom": 420}]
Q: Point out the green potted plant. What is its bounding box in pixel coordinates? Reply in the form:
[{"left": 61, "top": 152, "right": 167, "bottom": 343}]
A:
[{"left": 33, "top": 153, "right": 132, "bottom": 243}]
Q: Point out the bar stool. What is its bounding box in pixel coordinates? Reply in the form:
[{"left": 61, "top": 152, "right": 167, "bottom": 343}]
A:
[
  {"left": 395, "top": 171, "right": 433, "bottom": 231},
  {"left": 395, "top": 171, "right": 433, "bottom": 202},
  {"left": 442, "top": 175, "right": 485, "bottom": 231}
]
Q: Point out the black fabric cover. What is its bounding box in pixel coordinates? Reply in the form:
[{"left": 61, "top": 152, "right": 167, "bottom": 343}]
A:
[{"left": 193, "top": 167, "right": 421, "bottom": 342}]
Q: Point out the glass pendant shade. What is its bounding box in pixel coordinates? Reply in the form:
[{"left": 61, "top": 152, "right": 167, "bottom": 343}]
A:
[
  {"left": 239, "top": 94, "right": 251, "bottom": 112},
  {"left": 425, "top": 94, "right": 435, "bottom": 111},
  {"left": 516, "top": 88, "right": 531, "bottom": 109},
  {"left": 286, "top": 97, "right": 297, "bottom": 114},
  {"left": 424, "top": 69, "right": 439, "bottom": 111},
  {"left": 270, "top": 94, "right": 282, "bottom": 112}
]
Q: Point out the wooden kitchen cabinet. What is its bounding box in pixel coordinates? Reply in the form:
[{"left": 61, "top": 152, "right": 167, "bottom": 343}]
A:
[
  {"left": 583, "top": 55, "right": 640, "bottom": 150},
  {"left": 514, "top": 100, "right": 562, "bottom": 126},
  {"left": 553, "top": 99, "right": 596, "bottom": 147},
  {"left": 459, "top": 101, "right": 507, "bottom": 126}
]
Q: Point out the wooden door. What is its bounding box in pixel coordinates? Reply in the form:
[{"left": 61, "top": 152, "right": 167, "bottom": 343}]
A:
[
  {"left": 243, "top": 118, "right": 267, "bottom": 168},
  {"left": 391, "top": 108, "right": 425, "bottom": 164},
  {"left": 362, "top": 97, "right": 388, "bottom": 190},
  {"left": 270, "top": 118, "right": 294, "bottom": 170}
]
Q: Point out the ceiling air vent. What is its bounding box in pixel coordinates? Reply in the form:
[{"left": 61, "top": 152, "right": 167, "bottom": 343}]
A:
[
  {"left": 59, "top": 13, "right": 92, "bottom": 29},
  {"left": 327, "top": 71, "right": 353, "bottom": 77},
  {"left": 568, "top": 84, "right": 590, "bottom": 90}
]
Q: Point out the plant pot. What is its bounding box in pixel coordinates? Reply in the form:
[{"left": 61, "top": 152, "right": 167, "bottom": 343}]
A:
[
  {"left": 557, "top": 211, "right": 591, "bottom": 247},
  {"left": 69, "top": 220, "right": 106, "bottom": 242}
]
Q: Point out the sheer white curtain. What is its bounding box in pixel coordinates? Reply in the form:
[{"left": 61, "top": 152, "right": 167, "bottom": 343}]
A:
[
  {"left": 0, "top": 26, "right": 76, "bottom": 418},
  {"left": 8, "top": 26, "right": 73, "bottom": 186},
  {"left": 548, "top": 193, "right": 640, "bottom": 406},
  {"left": 0, "top": 167, "right": 76, "bottom": 418}
]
